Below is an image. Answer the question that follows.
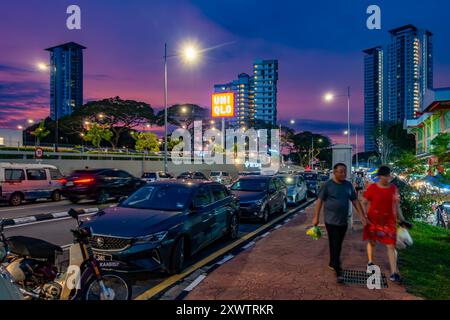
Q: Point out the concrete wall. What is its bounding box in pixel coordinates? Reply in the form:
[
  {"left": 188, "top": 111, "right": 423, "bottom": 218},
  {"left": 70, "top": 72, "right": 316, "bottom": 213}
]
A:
[{"left": 2, "top": 157, "right": 252, "bottom": 178}]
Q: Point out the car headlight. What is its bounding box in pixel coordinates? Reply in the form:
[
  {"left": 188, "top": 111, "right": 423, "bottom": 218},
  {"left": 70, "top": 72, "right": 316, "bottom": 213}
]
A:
[{"left": 134, "top": 231, "right": 168, "bottom": 244}]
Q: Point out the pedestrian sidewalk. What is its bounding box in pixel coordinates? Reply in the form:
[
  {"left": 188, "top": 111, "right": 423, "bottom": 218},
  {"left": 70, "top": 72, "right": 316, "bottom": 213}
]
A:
[{"left": 186, "top": 204, "right": 420, "bottom": 300}]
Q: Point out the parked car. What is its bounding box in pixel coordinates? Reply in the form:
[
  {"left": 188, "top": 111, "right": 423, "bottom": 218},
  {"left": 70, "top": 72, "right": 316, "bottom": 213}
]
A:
[
  {"left": 62, "top": 169, "right": 146, "bottom": 204},
  {"left": 230, "top": 176, "right": 287, "bottom": 222},
  {"left": 176, "top": 171, "right": 209, "bottom": 181},
  {"left": 278, "top": 174, "right": 307, "bottom": 205},
  {"left": 209, "top": 171, "right": 233, "bottom": 185},
  {"left": 142, "top": 171, "right": 173, "bottom": 183},
  {"left": 0, "top": 163, "right": 64, "bottom": 206},
  {"left": 298, "top": 172, "right": 320, "bottom": 197},
  {"left": 238, "top": 171, "right": 261, "bottom": 177},
  {"left": 318, "top": 174, "right": 330, "bottom": 189},
  {"left": 82, "top": 180, "right": 240, "bottom": 273}
]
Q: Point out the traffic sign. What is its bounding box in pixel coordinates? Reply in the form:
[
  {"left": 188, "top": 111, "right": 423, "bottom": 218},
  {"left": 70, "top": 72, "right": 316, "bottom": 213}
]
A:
[{"left": 35, "top": 147, "right": 44, "bottom": 159}]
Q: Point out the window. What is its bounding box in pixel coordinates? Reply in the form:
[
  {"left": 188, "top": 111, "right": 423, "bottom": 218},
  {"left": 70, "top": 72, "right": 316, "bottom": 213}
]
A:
[
  {"left": 194, "top": 172, "right": 207, "bottom": 179},
  {"left": 26, "top": 169, "right": 47, "bottom": 181},
  {"left": 211, "top": 185, "right": 228, "bottom": 201},
  {"left": 193, "top": 187, "right": 213, "bottom": 207},
  {"left": 49, "top": 168, "right": 63, "bottom": 180},
  {"left": 5, "top": 169, "right": 25, "bottom": 181}
]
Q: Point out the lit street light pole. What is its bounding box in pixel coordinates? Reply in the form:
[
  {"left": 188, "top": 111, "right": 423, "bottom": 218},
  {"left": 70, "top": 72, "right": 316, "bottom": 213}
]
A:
[
  {"left": 163, "top": 42, "right": 201, "bottom": 174},
  {"left": 324, "top": 86, "right": 351, "bottom": 145}
]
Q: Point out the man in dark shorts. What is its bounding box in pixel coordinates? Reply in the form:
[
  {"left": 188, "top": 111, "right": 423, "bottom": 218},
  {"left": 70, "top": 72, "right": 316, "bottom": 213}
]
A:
[{"left": 312, "top": 163, "right": 368, "bottom": 283}]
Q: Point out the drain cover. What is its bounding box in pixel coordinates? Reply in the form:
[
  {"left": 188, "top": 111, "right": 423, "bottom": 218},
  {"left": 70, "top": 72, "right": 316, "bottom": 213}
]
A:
[{"left": 340, "top": 269, "right": 388, "bottom": 288}]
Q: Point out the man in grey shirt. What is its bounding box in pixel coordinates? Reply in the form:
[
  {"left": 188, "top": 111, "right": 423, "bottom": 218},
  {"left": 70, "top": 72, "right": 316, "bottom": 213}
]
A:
[{"left": 312, "top": 163, "right": 368, "bottom": 283}]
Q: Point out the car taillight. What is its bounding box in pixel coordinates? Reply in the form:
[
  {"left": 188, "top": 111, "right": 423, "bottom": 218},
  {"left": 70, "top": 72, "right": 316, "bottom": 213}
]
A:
[
  {"left": 74, "top": 177, "right": 95, "bottom": 184},
  {"left": 58, "top": 178, "right": 67, "bottom": 184}
]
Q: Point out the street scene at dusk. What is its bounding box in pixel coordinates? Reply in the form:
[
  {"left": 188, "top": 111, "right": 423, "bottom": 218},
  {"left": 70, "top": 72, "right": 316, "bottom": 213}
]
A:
[{"left": 0, "top": 0, "right": 449, "bottom": 314}]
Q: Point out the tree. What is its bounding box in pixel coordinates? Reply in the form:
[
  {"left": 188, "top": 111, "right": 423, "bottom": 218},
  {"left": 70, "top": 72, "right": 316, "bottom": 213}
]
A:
[
  {"left": 155, "top": 104, "right": 208, "bottom": 128},
  {"left": 132, "top": 132, "right": 160, "bottom": 153},
  {"left": 61, "top": 97, "right": 155, "bottom": 149},
  {"left": 30, "top": 121, "right": 50, "bottom": 146},
  {"left": 431, "top": 132, "right": 450, "bottom": 182},
  {"left": 395, "top": 152, "right": 426, "bottom": 178},
  {"left": 83, "top": 123, "right": 113, "bottom": 149},
  {"left": 291, "top": 131, "right": 332, "bottom": 168},
  {"left": 374, "top": 123, "right": 394, "bottom": 165}
]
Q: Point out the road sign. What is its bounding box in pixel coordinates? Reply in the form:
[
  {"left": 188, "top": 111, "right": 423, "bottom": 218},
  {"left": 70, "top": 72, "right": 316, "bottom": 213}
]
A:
[
  {"left": 35, "top": 147, "right": 44, "bottom": 159},
  {"left": 211, "top": 92, "right": 234, "bottom": 118}
]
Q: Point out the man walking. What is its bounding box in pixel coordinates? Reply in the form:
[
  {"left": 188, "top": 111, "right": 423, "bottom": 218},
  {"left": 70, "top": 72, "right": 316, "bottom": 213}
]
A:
[{"left": 312, "top": 163, "right": 368, "bottom": 283}]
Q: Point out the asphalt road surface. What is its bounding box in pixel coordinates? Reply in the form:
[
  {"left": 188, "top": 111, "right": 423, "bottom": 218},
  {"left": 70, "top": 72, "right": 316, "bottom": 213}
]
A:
[{"left": 0, "top": 199, "right": 103, "bottom": 220}]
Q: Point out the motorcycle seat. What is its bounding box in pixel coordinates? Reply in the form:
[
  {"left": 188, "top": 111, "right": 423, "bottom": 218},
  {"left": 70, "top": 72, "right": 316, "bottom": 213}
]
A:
[{"left": 6, "top": 236, "right": 63, "bottom": 260}]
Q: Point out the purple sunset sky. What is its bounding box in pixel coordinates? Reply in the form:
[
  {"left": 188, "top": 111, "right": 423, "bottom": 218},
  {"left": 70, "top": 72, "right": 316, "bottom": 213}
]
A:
[{"left": 1, "top": 0, "right": 450, "bottom": 145}]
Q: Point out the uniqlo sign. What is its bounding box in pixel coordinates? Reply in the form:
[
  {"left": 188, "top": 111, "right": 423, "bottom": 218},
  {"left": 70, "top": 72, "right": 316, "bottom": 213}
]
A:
[{"left": 211, "top": 92, "right": 234, "bottom": 118}]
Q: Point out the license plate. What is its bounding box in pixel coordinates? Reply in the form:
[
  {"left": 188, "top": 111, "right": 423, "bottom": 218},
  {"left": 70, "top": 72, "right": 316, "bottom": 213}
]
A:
[
  {"left": 65, "top": 181, "right": 74, "bottom": 187},
  {"left": 94, "top": 253, "right": 112, "bottom": 261}
]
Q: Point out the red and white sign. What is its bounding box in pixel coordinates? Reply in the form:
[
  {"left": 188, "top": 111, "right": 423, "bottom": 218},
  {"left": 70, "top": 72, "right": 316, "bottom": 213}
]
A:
[{"left": 35, "top": 147, "right": 44, "bottom": 159}]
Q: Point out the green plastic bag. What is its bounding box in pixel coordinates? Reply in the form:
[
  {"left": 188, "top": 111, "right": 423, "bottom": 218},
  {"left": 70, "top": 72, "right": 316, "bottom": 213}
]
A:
[{"left": 306, "top": 226, "right": 322, "bottom": 240}]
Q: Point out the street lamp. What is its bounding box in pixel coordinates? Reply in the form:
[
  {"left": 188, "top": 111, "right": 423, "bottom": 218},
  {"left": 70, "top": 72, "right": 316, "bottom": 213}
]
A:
[
  {"left": 17, "top": 125, "right": 23, "bottom": 130},
  {"left": 289, "top": 119, "right": 295, "bottom": 125},
  {"left": 163, "top": 42, "right": 201, "bottom": 174},
  {"left": 27, "top": 119, "right": 34, "bottom": 125},
  {"left": 324, "top": 86, "right": 351, "bottom": 145}
]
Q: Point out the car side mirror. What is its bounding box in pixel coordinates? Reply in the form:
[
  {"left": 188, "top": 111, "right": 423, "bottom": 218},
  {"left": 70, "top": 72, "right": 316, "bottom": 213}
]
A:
[{"left": 118, "top": 196, "right": 128, "bottom": 204}]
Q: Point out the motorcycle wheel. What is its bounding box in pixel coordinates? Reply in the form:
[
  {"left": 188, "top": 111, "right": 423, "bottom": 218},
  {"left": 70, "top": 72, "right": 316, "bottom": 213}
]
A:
[{"left": 82, "top": 272, "right": 131, "bottom": 300}]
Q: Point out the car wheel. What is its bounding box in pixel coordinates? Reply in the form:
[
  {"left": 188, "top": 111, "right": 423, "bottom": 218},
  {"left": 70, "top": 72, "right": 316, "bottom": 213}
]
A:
[
  {"left": 51, "top": 190, "right": 61, "bottom": 202},
  {"left": 227, "top": 214, "right": 239, "bottom": 240},
  {"left": 281, "top": 199, "right": 287, "bottom": 213},
  {"left": 261, "top": 207, "right": 270, "bottom": 223},
  {"left": 9, "top": 193, "right": 23, "bottom": 207},
  {"left": 169, "top": 237, "right": 185, "bottom": 274},
  {"left": 96, "top": 189, "right": 109, "bottom": 205}
]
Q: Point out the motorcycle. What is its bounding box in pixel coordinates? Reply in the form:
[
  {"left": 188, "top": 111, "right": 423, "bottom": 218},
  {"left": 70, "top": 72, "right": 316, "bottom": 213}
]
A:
[
  {"left": 1, "top": 209, "right": 132, "bottom": 300},
  {"left": 0, "top": 223, "right": 22, "bottom": 300}
]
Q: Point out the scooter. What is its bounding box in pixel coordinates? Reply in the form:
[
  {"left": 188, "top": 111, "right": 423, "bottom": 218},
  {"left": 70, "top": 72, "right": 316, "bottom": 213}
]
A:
[{"left": 1, "top": 209, "right": 132, "bottom": 300}]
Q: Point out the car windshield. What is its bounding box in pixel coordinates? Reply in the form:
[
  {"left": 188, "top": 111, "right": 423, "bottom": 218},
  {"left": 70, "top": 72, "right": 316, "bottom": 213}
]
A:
[
  {"left": 210, "top": 172, "right": 221, "bottom": 176},
  {"left": 301, "top": 173, "right": 317, "bottom": 180},
  {"left": 281, "top": 176, "right": 297, "bottom": 185},
  {"left": 231, "top": 179, "right": 267, "bottom": 192},
  {"left": 119, "top": 185, "right": 192, "bottom": 211},
  {"left": 142, "top": 173, "right": 157, "bottom": 178}
]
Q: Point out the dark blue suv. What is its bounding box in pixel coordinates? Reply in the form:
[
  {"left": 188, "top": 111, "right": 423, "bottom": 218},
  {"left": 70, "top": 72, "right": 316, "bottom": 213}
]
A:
[{"left": 82, "top": 180, "right": 239, "bottom": 274}]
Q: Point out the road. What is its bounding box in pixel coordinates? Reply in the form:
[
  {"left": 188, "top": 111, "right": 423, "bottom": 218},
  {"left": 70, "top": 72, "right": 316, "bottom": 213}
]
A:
[
  {"left": 2, "top": 198, "right": 315, "bottom": 299},
  {"left": 0, "top": 199, "right": 103, "bottom": 220}
]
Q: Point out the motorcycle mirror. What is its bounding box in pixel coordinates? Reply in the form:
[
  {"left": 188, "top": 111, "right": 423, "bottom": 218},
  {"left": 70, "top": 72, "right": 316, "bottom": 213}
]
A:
[{"left": 68, "top": 208, "right": 79, "bottom": 220}]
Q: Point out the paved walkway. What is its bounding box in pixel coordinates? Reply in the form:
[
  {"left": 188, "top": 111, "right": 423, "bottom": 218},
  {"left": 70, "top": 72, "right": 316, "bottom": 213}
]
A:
[{"left": 186, "top": 203, "right": 420, "bottom": 300}]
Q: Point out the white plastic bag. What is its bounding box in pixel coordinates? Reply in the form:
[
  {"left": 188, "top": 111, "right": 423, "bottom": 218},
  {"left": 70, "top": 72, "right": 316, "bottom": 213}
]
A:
[{"left": 396, "top": 227, "right": 413, "bottom": 249}]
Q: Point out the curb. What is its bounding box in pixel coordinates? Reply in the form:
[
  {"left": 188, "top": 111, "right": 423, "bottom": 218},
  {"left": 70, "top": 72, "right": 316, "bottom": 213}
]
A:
[{"left": 2, "top": 207, "right": 99, "bottom": 227}]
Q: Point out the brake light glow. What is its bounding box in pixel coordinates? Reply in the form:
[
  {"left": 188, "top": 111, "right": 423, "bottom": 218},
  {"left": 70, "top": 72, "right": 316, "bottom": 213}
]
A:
[
  {"left": 74, "top": 177, "right": 95, "bottom": 184},
  {"left": 58, "top": 178, "right": 67, "bottom": 184}
]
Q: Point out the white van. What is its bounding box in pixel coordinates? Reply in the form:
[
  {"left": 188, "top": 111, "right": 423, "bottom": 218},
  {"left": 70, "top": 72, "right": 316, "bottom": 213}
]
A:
[{"left": 0, "top": 163, "right": 65, "bottom": 206}]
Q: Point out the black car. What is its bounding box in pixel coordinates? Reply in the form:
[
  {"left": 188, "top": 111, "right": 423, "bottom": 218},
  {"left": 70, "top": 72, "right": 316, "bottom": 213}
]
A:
[
  {"left": 176, "top": 171, "right": 209, "bottom": 180},
  {"left": 82, "top": 180, "right": 240, "bottom": 274},
  {"left": 62, "top": 169, "right": 146, "bottom": 204},
  {"left": 230, "top": 176, "right": 287, "bottom": 222},
  {"left": 298, "top": 172, "right": 320, "bottom": 196}
]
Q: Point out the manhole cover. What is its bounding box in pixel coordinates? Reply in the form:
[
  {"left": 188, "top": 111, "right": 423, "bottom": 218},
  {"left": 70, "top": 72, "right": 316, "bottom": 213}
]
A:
[{"left": 341, "top": 269, "right": 388, "bottom": 288}]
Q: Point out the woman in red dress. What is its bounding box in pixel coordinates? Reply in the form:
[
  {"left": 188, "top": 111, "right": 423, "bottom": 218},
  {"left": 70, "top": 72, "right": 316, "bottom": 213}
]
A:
[{"left": 363, "top": 166, "right": 405, "bottom": 283}]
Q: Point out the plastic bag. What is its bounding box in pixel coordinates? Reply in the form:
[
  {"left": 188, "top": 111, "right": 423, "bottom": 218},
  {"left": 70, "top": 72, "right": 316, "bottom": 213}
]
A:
[
  {"left": 396, "top": 227, "right": 413, "bottom": 249},
  {"left": 306, "top": 226, "right": 322, "bottom": 240}
]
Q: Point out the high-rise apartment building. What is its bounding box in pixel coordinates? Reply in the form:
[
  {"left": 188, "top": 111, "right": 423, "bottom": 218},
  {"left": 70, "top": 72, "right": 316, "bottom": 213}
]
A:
[
  {"left": 45, "top": 42, "right": 86, "bottom": 120},
  {"left": 387, "top": 25, "right": 433, "bottom": 122},
  {"left": 363, "top": 46, "right": 384, "bottom": 152}
]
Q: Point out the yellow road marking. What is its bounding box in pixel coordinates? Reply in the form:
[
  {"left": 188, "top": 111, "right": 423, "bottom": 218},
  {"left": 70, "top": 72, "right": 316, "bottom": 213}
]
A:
[{"left": 134, "top": 200, "right": 314, "bottom": 300}]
